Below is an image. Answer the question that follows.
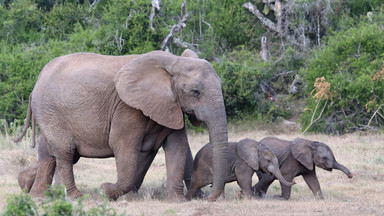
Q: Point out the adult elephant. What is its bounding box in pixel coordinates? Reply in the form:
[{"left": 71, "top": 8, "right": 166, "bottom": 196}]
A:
[{"left": 14, "top": 49, "right": 228, "bottom": 201}]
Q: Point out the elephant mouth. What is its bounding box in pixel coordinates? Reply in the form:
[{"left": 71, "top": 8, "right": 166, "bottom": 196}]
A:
[
  {"left": 325, "top": 168, "right": 332, "bottom": 172},
  {"left": 261, "top": 168, "right": 271, "bottom": 175},
  {"left": 187, "top": 113, "right": 201, "bottom": 127}
]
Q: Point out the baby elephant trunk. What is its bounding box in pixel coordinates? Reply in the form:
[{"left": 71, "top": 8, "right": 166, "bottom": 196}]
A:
[
  {"left": 268, "top": 165, "right": 296, "bottom": 186},
  {"left": 333, "top": 162, "right": 353, "bottom": 178}
]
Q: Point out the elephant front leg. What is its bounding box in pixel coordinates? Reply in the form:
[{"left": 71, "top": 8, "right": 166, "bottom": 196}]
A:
[
  {"left": 279, "top": 174, "right": 295, "bottom": 199},
  {"left": 252, "top": 172, "right": 274, "bottom": 198},
  {"left": 235, "top": 165, "right": 255, "bottom": 199},
  {"left": 100, "top": 107, "right": 147, "bottom": 201},
  {"left": 100, "top": 149, "right": 141, "bottom": 201},
  {"left": 302, "top": 171, "right": 323, "bottom": 199},
  {"left": 163, "top": 129, "right": 188, "bottom": 202}
]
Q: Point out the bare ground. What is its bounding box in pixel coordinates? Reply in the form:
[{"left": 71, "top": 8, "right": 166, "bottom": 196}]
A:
[{"left": 1, "top": 125, "right": 383, "bottom": 215}]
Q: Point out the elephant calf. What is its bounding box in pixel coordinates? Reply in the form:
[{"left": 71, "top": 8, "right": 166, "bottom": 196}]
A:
[
  {"left": 254, "top": 137, "right": 353, "bottom": 199},
  {"left": 186, "top": 138, "right": 295, "bottom": 199}
]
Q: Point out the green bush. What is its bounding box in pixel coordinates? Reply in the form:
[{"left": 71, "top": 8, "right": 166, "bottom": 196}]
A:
[
  {"left": 1, "top": 185, "right": 122, "bottom": 216},
  {"left": 0, "top": 0, "right": 42, "bottom": 44},
  {"left": 1, "top": 192, "right": 37, "bottom": 216},
  {"left": 42, "top": 1, "right": 90, "bottom": 40},
  {"left": 300, "top": 10, "right": 384, "bottom": 133},
  {"left": 213, "top": 48, "right": 281, "bottom": 121}
]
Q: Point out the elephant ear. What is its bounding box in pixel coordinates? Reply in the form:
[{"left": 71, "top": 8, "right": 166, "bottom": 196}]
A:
[
  {"left": 237, "top": 138, "right": 259, "bottom": 170},
  {"left": 114, "top": 51, "right": 184, "bottom": 130},
  {"left": 291, "top": 137, "right": 314, "bottom": 170},
  {"left": 181, "top": 49, "right": 199, "bottom": 58}
]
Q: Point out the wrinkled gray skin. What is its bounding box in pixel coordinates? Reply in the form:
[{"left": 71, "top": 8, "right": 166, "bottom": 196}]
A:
[
  {"left": 15, "top": 49, "right": 228, "bottom": 201},
  {"left": 254, "top": 137, "right": 353, "bottom": 199},
  {"left": 185, "top": 138, "right": 295, "bottom": 200}
]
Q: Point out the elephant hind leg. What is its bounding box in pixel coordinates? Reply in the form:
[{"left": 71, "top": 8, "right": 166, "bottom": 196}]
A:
[
  {"left": 185, "top": 178, "right": 209, "bottom": 200},
  {"left": 185, "top": 169, "right": 211, "bottom": 200},
  {"left": 18, "top": 165, "right": 38, "bottom": 193},
  {"left": 131, "top": 150, "right": 158, "bottom": 193},
  {"left": 29, "top": 157, "right": 56, "bottom": 197},
  {"left": 54, "top": 155, "right": 83, "bottom": 199}
]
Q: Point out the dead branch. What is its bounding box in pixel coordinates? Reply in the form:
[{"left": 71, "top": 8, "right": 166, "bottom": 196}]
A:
[
  {"left": 367, "top": 104, "right": 384, "bottom": 126},
  {"left": 260, "top": 36, "right": 271, "bottom": 61},
  {"left": 302, "top": 97, "right": 329, "bottom": 134},
  {"left": 161, "top": 1, "right": 189, "bottom": 52},
  {"left": 242, "top": 2, "right": 279, "bottom": 33},
  {"left": 149, "top": 0, "right": 161, "bottom": 32}
]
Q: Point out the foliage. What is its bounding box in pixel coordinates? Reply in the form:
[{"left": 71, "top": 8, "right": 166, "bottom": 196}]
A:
[
  {"left": 1, "top": 191, "right": 37, "bottom": 216},
  {"left": 1, "top": 0, "right": 384, "bottom": 133},
  {"left": 213, "top": 48, "right": 293, "bottom": 121},
  {"left": 1, "top": 185, "right": 122, "bottom": 216},
  {"left": 343, "top": 0, "right": 383, "bottom": 17},
  {"left": 182, "top": 0, "right": 264, "bottom": 59},
  {"left": 300, "top": 10, "right": 384, "bottom": 133}
]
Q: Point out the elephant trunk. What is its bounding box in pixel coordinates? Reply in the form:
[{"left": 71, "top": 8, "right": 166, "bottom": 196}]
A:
[
  {"left": 268, "top": 165, "right": 296, "bottom": 187},
  {"left": 205, "top": 104, "right": 228, "bottom": 201},
  {"left": 333, "top": 162, "right": 353, "bottom": 178}
]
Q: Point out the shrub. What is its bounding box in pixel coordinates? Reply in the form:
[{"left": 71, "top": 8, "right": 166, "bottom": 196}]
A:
[
  {"left": 300, "top": 10, "right": 384, "bottom": 133},
  {"left": 1, "top": 191, "right": 37, "bottom": 216},
  {"left": 1, "top": 185, "right": 122, "bottom": 216}
]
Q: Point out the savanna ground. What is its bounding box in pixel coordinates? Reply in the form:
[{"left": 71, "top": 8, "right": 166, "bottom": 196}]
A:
[{"left": 0, "top": 122, "right": 383, "bottom": 216}]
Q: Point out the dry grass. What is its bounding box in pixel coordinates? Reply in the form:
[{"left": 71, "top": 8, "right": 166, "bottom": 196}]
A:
[{"left": 1, "top": 124, "right": 384, "bottom": 215}]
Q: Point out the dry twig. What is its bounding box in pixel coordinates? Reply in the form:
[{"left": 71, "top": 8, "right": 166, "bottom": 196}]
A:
[
  {"left": 161, "top": 2, "right": 189, "bottom": 52},
  {"left": 302, "top": 77, "right": 332, "bottom": 133}
]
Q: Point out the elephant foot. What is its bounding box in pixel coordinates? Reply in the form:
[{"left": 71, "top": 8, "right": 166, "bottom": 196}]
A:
[
  {"left": 18, "top": 165, "right": 38, "bottom": 193},
  {"left": 206, "top": 190, "right": 224, "bottom": 202},
  {"left": 100, "top": 182, "right": 124, "bottom": 201},
  {"left": 274, "top": 195, "right": 289, "bottom": 200},
  {"left": 30, "top": 188, "right": 46, "bottom": 198},
  {"left": 67, "top": 188, "right": 83, "bottom": 200},
  {"left": 192, "top": 189, "right": 206, "bottom": 199},
  {"left": 234, "top": 191, "right": 244, "bottom": 200},
  {"left": 167, "top": 193, "right": 187, "bottom": 203}
]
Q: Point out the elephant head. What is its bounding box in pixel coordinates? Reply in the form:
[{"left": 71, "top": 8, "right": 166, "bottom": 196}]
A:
[
  {"left": 114, "top": 49, "right": 228, "bottom": 200},
  {"left": 237, "top": 138, "right": 295, "bottom": 187},
  {"left": 291, "top": 138, "right": 353, "bottom": 178}
]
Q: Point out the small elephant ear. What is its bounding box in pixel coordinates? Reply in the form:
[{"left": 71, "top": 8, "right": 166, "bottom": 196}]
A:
[
  {"left": 114, "top": 51, "right": 184, "bottom": 130},
  {"left": 237, "top": 138, "right": 259, "bottom": 170},
  {"left": 291, "top": 138, "right": 314, "bottom": 170},
  {"left": 181, "top": 49, "right": 199, "bottom": 58}
]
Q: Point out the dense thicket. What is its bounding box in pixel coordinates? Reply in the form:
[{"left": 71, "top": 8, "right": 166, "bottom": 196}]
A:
[
  {"left": 299, "top": 11, "right": 384, "bottom": 133},
  {"left": 1, "top": 0, "right": 383, "bottom": 134}
]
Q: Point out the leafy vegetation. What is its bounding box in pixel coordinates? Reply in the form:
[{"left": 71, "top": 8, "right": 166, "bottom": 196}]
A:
[
  {"left": 1, "top": 185, "right": 122, "bottom": 216},
  {"left": 300, "top": 10, "right": 384, "bottom": 133},
  {"left": 0, "top": 0, "right": 383, "bottom": 134}
]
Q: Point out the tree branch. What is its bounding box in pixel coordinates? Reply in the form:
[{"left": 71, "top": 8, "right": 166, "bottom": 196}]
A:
[
  {"left": 302, "top": 97, "right": 329, "bottom": 134},
  {"left": 161, "top": 1, "right": 189, "bottom": 52},
  {"left": 242, "top": 2, "right": 279, "bottom": 33},
  {"left": 149, "top": 0, "right": 161, "bottom": 33}
]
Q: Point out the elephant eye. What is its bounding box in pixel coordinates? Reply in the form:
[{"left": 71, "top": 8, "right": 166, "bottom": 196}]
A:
[
  {"left": 191, "top": 88, "right": 200, "bottom": 97},
  {"left": 323, "top": 157, "right": 327, "bottom": 161}
]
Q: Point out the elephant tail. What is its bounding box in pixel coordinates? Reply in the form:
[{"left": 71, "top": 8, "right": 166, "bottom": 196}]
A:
[{"left": 14, "top": 94, "right": 36, "bottom": 148}]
